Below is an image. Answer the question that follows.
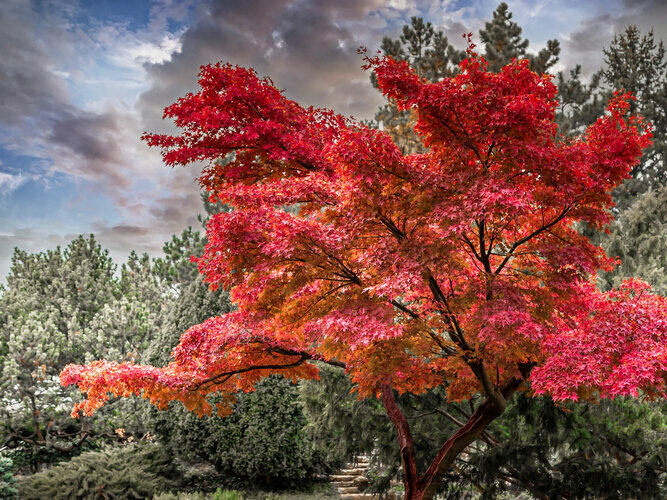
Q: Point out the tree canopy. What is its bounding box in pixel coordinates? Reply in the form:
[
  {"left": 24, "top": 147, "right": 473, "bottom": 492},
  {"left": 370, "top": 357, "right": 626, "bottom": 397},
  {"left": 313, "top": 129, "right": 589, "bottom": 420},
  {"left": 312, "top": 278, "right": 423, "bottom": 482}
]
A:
[{"left": 61, "top": 43, "right": 665, "bottom": 500}]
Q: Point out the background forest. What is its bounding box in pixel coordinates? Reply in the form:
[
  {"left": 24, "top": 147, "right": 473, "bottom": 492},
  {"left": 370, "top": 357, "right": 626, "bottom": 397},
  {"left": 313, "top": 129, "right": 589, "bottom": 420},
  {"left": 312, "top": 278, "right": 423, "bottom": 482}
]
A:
[{"left": 1, "top": 4, "right": 666, "bottom": 499}]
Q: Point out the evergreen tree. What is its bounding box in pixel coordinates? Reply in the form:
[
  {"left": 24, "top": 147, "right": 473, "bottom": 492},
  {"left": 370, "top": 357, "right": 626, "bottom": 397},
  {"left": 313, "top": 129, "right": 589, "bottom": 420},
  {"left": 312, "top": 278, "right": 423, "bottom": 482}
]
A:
[
  {"left": 373, "top": 5, "right": 560, "bottom": 155},
  {"left": 555, "top": 26, "right": 665, "bottom": 208},
  {"left": 600, "top": 184, "right": 667, "bottom": 295},
  {"left": 556, "top": 65, "right": 606, "bottom": 136},
  {"left": 602, "top": 25, "right": 666, "bottom": 205},
  {"left": 0, "top": 236, "right": 117, "bottom": 453},
  {"left": 0, "top": 236, "right": 165, "bottom": 457},
  {"left": 479, "top": 2, "right": 559, "bottom": 73},
  {"left": 467, "top": 395, "right": 667, "bottom": 498},
  {"left": 153, "top": 191, "right": 230, "bottom": 290},
  {"left": 381, "top": 16, "right": 465, "bottom": 81},
  {"left": 152, "top": 227, "right": 206, "bottom": 290}
]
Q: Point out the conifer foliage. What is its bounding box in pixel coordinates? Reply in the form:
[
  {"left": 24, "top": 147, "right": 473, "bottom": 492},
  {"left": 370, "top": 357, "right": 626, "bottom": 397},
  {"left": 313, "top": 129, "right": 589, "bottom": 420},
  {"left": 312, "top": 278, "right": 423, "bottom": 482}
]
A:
[
  {"left": 0, "top": 236, "right": 168, "bottom": 456},
  {"left": 479, "top": 2, "right": 559, "bottom": 74},
  {"left": 603, "top": 25, "right": 666, "bottom": 193},
  {"left": 62, "top": 42, "right": 665, "bottom": 499},
  {"left": 17, "top": 443, "right": 177, "bottom": 499}
]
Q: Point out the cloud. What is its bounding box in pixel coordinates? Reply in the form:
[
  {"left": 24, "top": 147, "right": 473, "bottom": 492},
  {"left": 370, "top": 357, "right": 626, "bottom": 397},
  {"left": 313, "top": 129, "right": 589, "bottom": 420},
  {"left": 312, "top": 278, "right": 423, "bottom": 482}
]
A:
[
  {"left": 138, "top": 0, "right": 390, "bottom": 135},
  {"left": 559, "top": 13, "right": 617, "bottom": 77},
  {"left": 558, "top": 0, "right": 667, "bottom": 77},
  {"left": 0, "top": 173, "right": 26, "bottom": 195},
  {"left": 0, "top": 2, "right": 72, "bottom": 129},
  {"left": 0, "top": 1, "right": 196, "bottom": 219}
]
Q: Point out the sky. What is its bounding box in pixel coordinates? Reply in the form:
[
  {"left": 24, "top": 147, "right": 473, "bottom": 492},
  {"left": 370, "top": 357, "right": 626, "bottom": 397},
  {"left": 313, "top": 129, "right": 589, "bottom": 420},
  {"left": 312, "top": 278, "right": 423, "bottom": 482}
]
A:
[{"left": 1, "top": 0, "right": 665, "bottom": 283}]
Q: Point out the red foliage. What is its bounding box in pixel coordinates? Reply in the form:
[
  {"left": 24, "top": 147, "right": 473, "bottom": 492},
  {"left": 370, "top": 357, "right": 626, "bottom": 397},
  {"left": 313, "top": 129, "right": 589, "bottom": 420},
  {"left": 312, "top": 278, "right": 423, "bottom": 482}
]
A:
[{"left": 61, "top": 53, "right": 664, "bottom": 425}]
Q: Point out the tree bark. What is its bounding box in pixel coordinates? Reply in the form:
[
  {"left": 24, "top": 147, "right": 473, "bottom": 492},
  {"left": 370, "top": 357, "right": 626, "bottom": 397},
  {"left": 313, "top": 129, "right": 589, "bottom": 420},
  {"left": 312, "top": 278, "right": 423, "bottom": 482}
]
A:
[{"left": 381, "top": 370, "right": 530, "bottom": 500}]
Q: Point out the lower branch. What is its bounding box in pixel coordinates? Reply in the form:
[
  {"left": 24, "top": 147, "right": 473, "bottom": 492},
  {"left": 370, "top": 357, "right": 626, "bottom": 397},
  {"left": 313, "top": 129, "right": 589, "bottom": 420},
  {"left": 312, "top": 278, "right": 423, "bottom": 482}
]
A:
[
  {"left": 381, "top": 382, "right": 420, "bottom": 500},
  {"left": 381, "top": 364, "right": 533, "bottom": 500}
]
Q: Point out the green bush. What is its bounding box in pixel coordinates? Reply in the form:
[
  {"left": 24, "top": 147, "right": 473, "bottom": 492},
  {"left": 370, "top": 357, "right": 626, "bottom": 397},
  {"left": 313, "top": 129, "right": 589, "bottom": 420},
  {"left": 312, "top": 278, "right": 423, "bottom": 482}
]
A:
[
  {"left": 148, "top": 276, "right": 329, "bottom": 486},
  {"left": 0, "top": 457, "right": 18, "bottom": 499},
  {"left": 18, "top": 443, "right": 178, "bottom": 499},
  {"left": 151, "top": 376, "right": 329, "bottom": 487}
]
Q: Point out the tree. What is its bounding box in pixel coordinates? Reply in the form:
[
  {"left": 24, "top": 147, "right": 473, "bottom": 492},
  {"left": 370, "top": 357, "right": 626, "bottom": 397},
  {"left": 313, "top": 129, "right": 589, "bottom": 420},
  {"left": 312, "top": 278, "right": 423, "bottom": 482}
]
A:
[
  {"left": 556, "top": 65, "right": 606, "bottom": 137},
  {"left": 479, "top": 2, "right": 560, "bottom": 74},
  {"left": 599, "top": 184, "right": 667, "bottom": 295},
  {"left": 152, "top": 227, "right": 207, "bottom": 290},
  {"left": 602, "top": 25, "right": 666, "bottom": 205},
  {"left": 0, "top": 235, "right": 117, "bottom": 453},
  {"left": 302, "top": 369, "right": 667, "bottom": 498},
  {"left": 61, "top": 46, "right": 665, "bottom": 500},
  {"left": 0, "top": 237, "right": 167, "bottom": 460},
  {"left": 374, "top": 5, "right": 560, "bottom": 154}
]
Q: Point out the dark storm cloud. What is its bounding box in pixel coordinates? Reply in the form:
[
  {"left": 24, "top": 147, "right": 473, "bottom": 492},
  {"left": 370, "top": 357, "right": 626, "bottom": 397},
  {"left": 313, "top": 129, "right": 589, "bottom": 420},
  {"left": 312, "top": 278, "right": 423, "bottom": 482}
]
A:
[
  {"left": 0, "top": 2, "right": 71, "bottom": 126},
  {"left": 138, "top": 0, "right": 388, "bottom": 137},
  {"left": 559, "top": 13, "right": 615, "bottom": 76},
  {"left": 46, "top": 109, "right": 132, "bottom": 188}
]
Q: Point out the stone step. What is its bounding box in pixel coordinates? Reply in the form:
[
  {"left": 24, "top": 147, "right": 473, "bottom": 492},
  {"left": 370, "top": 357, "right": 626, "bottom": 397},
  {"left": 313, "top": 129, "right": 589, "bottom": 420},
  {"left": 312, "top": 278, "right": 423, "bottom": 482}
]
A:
[
  {"left": 331, "top": 480, "right": 358, "bottom": 488},
  {"left": 331, "top": 456, "right": 373, "bottom": 499},
  {"left": 339, "top": 468, "right": 366, "bottom": 474},
  {"left": 330, "top": 474, "right": 359, "bottom": 481}
]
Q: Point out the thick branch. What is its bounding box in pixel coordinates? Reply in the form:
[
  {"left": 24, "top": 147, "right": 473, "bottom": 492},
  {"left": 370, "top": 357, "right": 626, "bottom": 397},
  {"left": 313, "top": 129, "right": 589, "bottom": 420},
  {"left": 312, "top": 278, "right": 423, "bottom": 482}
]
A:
[
  {"left": 418, "top": 368, "right": 532, "bottom": 500},
  {"left": 468, "top": 361, "right": 507, "bottom": 412},
  {"left": 381, "top": 382, "right": 419, "bottom": 500}
]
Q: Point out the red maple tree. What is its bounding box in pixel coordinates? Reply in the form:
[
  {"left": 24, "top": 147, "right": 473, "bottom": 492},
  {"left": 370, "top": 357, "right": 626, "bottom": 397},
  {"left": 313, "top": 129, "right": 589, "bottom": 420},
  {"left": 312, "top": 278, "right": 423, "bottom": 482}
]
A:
[{"left": 61, "top": 47, "right": 665, "bottom": 499}]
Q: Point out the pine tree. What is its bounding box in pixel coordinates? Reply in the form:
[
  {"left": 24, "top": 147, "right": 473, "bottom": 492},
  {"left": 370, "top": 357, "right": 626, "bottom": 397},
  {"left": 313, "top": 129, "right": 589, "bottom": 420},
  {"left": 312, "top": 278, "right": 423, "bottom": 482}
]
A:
[
  {"left": 556, "top": 65, "right": 606, "bottom": 137},
  {"left": 600, "top": 184, "right": 667, "bottom": 295},
  {"left": 479, "top": 2, "right": 559, "bottom": 73},
  {"left": 602, "top": 25, "right": 666, "bottom": 205},
  {"left": 0, "top": 236, "right": 165, "bottom": 456},
  {"left": 0, "top": 236, "right": 117, "bottom": 453},
  {"left": 152, "top": 227, "right": 207, "bottom": 290}
]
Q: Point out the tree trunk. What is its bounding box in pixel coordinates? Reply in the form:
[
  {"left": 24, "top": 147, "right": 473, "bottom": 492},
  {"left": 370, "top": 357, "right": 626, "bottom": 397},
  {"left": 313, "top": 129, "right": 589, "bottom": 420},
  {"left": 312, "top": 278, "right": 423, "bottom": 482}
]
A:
[{"left": 381, "top": 372, "right": 529, "bottom": 500}]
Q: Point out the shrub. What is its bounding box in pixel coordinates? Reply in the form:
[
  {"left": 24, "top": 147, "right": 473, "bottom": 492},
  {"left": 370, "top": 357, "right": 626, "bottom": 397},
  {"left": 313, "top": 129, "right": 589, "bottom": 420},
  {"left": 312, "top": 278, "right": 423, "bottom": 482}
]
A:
[
  {"left": 0, "top": 456, "right": 18, "bottom": 499},
  {"left": 18, "top": 443, "right": 178, "bottom": 499},
  {"left": 151, "top": 376, "right": 328, "bottom": 487}
]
